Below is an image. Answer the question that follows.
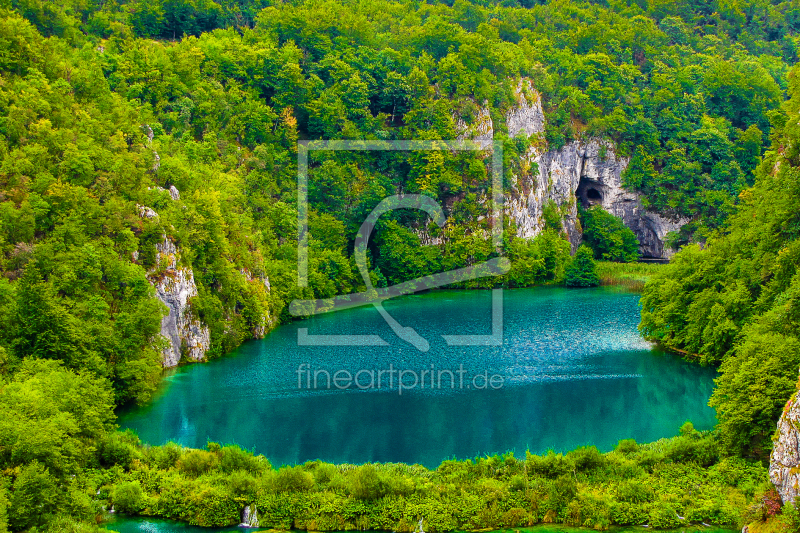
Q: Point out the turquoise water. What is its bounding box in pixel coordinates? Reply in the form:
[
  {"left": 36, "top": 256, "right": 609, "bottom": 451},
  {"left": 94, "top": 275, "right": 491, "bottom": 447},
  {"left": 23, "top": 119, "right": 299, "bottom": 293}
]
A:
[{"left": 118, "top": 287, "right": 717, "bottom": 468}]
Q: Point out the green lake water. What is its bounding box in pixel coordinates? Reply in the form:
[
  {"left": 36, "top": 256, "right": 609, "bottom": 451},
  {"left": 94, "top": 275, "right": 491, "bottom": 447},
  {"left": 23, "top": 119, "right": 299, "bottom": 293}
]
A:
[{"left": 118, "top": 286, "right": 718, "bottom": 468}]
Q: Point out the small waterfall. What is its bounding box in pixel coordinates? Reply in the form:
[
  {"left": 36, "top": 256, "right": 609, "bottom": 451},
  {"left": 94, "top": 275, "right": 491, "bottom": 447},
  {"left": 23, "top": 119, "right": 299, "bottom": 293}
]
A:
[
  {"left": 240, "top": 504, "right": 259, "bottom": 528},
  {"left": 414, "top": 518, "right": 425, "bottom": 533}
]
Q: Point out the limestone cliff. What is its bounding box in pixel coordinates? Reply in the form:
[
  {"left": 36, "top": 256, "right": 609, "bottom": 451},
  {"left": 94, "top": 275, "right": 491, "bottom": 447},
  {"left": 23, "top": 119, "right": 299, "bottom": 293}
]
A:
[
  {"left": 137, "top": 202, "right": 211, "bottom": 368},
  {"left": 770, "top": 389, "right": 800, "bottom": 504},
  {"left": 452, "top": 78, "right": 685, "bottom": 259},
  {"left": 137, "top": 189, "right": 274, "bottom": 367}
]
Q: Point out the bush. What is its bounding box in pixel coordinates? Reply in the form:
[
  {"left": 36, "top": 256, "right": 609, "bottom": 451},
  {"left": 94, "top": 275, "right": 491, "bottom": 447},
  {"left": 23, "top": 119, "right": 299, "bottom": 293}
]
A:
[
  {"left": 649, "top": 501, "right": 680, "bottom": 528},
  {"left": 148, "top": 442, "right": 183, "bottom": 470},
  {"left": 527, "top": 451, "right": 575, "bottom": 479},
  {"left": 275, "top": 466, "right": 314, "bottom": 492},
  {"left": 616, "top": 439, "right": 639, "bottom": 454},
  {"left": 178, "top": 450, "right": 220, "bottom": 477},
  {"left": 0, "top": 486, "right": 7, "bottom": 533},
  {"left": 567, "top": 446, "right": 606, "bottom": 471},
  {"left": 112, "top": 481, "right": 144, "bottom": 514},
  {"left": 580, "top": 206, "right": 640, "bottom": 262},
  {"left": 349, "top": 464, "right": 386, "bottom": 500},
  {"left": 96, "top": 431, "right": 139, "bottom": 468},
  {"left": 9, "top": 462, "right": 59, "bottom": 531},
  {"left": 616, "top": 480, "right": 654, "bottom": 503},
  {"left": 219, "top": 445, "right": 270, "bottom": 475},
  {"left": 565, "top": 245, "right": 601, "bottom": 287}
]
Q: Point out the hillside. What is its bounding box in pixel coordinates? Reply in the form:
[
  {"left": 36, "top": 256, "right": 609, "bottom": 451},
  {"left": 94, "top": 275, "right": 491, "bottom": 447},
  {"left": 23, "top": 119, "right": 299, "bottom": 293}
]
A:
[{"left": 0, "top": 0, "right": 798, "bottom": 531}]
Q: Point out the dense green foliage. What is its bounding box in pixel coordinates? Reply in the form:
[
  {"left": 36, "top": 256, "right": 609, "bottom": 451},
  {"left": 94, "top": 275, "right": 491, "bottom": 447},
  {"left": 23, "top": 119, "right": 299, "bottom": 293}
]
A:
[
  {"left": 93, "top": 428, "right": 766, "bottom": 531},
  {"left": 0, "top": 0, "right": 792, "bottom": 406},
  {"left": 0, "top": 0, "right": 796, "bottom": 530},
  {"left": 640, "top": 65, "right": 800, "bottom": 458},
  {"left": 580, "top": 206, "right": 640, "bottom": 262},
  {"left": 564, "top": 245, "right": 599, "bottom": 287}
]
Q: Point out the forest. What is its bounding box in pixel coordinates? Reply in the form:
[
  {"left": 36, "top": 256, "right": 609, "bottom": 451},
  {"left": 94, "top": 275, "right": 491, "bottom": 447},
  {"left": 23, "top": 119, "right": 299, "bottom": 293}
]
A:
[{"left": 0, "top": 0, "right": 799, "bottom": 530}]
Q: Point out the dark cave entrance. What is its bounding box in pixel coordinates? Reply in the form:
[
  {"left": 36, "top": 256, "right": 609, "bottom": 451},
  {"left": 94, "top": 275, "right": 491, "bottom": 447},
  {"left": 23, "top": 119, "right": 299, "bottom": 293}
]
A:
[{"left": 577, "top": 178, "right": 604, "bottom": 208}]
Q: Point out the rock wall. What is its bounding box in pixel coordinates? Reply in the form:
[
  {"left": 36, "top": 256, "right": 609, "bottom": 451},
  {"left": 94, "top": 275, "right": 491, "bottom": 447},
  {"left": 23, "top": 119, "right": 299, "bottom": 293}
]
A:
[
  {"left": 150, "top": 235, "right": 212, "bottom": 368},
  {"left": 770, "top": 390, "right": 800, "bottom": 505},
  {"left": 137, "top": 201, "right": 211, "bottom": 368},
  {"left": 452, "top": 78, "right": 685, "bottom": 259}
]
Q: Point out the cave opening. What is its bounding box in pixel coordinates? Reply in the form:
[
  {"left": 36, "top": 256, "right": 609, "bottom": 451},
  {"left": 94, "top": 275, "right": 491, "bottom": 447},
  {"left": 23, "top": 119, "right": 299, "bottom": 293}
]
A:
[{"left": 577, "top": 178, "right": 604, "bottom": 209}]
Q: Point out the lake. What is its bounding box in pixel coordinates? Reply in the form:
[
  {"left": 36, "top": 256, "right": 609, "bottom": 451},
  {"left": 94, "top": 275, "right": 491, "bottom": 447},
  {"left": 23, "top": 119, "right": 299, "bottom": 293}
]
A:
[{"left": 118, "top": 286, "right": 717, "bottom": 468}]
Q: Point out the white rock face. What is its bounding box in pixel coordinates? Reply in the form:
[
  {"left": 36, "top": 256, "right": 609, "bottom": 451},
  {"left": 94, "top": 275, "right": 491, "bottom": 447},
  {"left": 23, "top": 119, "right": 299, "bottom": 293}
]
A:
[
  {"left": 770, "top": 392, "right": 800, "bottom": 505},
  {"left": 137, "top": 205, "right": 159, "bottom": 219},
  {"left": 137, "top": 192, "right": 211, "bottom": 368},
  {"left": 453, "top": 78, "right": 685, "bottom": 258},
  {"left": 150, "top": 234, "right": 211, "bottom": 368},
  {"left": 454, "top": 103, "right": 494, "bottom": 142},
  {"left": 506, "top": 79, "right": 545, "bottom": 139}
]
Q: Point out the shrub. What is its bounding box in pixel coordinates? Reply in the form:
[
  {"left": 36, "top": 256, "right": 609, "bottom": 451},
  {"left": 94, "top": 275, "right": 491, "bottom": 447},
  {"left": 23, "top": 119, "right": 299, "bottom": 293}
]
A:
[
  {"left": 226, "top": 471, "right": 258, "bottom": 499},
  {"left": 567, "top": 446, "right": 606, "bottom": 471},
  {"left": 580, "top": 206, "right": 640, "bottom": 262},
  {"left": 148, "top": 442, "right": 183, "bottom": 470},
  {"left": 616, "top": 480, "right": 654, "bottom": 503},
  {"left": 308, "top": 461, "right": 339, "bottom": 485},
  {"left": 616, "top": 439, "right": 639, "bottom": 454},
  {"left": 565, "top": 245, "right": 601, "bottom": 287},
  {"left": 0, "top": 486, "right": 6, "bottom": 533},
  {"left": 349, "top": 464, "right": 386, "bottom": 500},
  {"left": 184, "top": 485, "right": 239, "bottom": 527},
  {"left": 96, "top": 431, "right": 139, "bottom": 468},
  {"left": 219, "top": 444, "right": 270, "bottom": 474},
  {"left": 664, "top": 436, "right": 718, "bottom": 466},
  {"left": 275, "top": 466, "right": 314, "bottom": 492},
  {"left": 112, "top": 481, "right": 144, "bottom": 514},
  {"left": 9, "top": 462, "right": 59, "bottom": 531},
  {"left": 527, "top": 451, "right": 575, "bottom": 478},
  {"left": 648, "top": 501, "right": 680, "bottom": 528},
  {"left": 178, "top": 450, "right": 220, "bottom": 477},
  {"left": 611, "top": 502, "right": 649, "bottom": 525}
]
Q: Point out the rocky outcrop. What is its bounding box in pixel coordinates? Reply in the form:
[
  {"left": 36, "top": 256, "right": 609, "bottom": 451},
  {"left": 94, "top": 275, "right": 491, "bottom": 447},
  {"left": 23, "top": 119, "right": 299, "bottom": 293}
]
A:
[
  {"left": 150, "top": 234, "right": 211, "bottom": 368},
  {"left": 453, "top": 78, "right": 684, "bottom": 259},
  {"left": 137, "top": 192, "right": 211, "bottom": 368},
  {"left": 454, "top": 104, "right": 493, "bottom": 142},
  {"left": 770, "top": 390, "right": 800, "bottom": 505},
  {"left": 506, "top": 79, "right": 545, "bottom": 139}
]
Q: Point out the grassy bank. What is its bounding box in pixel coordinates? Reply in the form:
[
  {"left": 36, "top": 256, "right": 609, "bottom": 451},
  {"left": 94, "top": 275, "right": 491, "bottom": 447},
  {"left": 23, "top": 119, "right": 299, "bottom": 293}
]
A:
[{"left": 595, "top": 262, "right": 668, "bottom": 291}]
